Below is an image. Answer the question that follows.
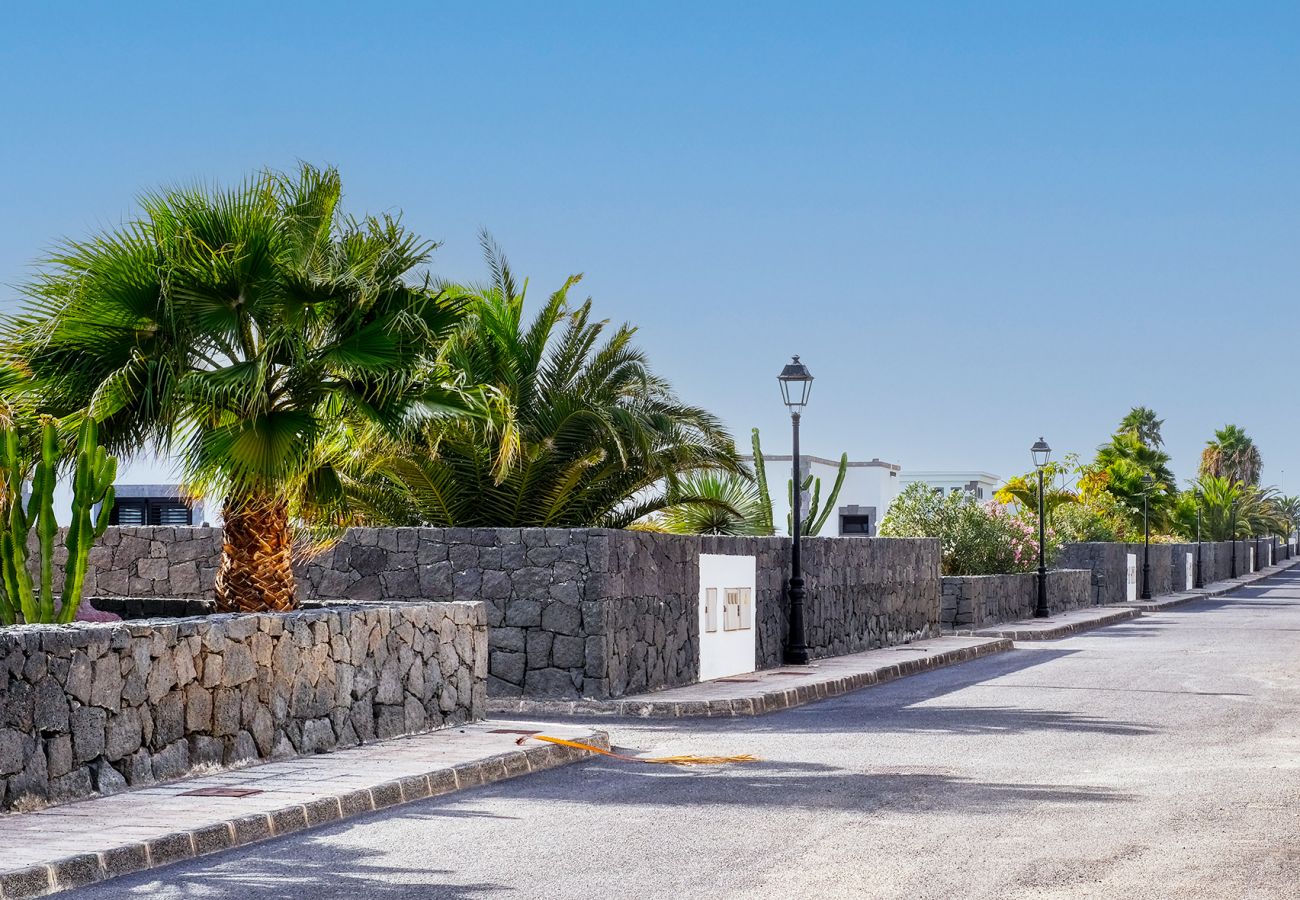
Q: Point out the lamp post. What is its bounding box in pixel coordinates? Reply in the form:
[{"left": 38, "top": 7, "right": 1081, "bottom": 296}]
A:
[
  {"left": 778, "top": 355, "right": 814, "bottom": 665},
  {"left": 1194, "top": 488, "right": 1204, "bottom": 589},
  {"left": 1229, "top": 502, "right": 1238, "bottom": 578},
  {"left": 1140, "top": 473, "right": 1154, "bottom": 600},
  {"left": 1031, "top": 437, "right": 1051, "bottom": 618}
]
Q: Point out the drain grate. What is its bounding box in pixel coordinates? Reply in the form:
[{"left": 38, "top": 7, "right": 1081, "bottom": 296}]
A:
[
  {"left": 489, "top": 728, "right": 542, "bottom": 735},
  {"left": 179, "top": 787, "right": 264, "bottom": 798},
  {"left": 715, "top": 678, "right": 759, "bottom": 683}
]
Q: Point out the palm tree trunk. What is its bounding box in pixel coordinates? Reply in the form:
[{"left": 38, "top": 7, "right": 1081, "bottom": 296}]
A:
[{"left": 214, "top": 494, "right": 297, "bottom": 613}]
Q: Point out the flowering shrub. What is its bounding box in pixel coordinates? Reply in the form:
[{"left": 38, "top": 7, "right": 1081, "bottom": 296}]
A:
[
  {"left": 985, "top": 502, "right": 1062, "bottom": 573},
  {"left": 879, "top": 483, "right": 1060, "bottom": 575}
]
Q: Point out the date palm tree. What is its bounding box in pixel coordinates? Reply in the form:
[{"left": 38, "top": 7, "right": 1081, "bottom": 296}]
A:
[
  {"left": 342, "top": 236, "right": 741, "bottom": 527},
  {"left": 5, "top": 164, "right": 466, "bottom": 612}
]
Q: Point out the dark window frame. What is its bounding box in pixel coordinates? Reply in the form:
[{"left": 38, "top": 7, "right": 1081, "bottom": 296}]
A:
[
  {"left": 109, "top": 497, "right": 193, "bottom": 526},
  {"left": 840, "top": 514, "right": 872, "bottom": 535}
]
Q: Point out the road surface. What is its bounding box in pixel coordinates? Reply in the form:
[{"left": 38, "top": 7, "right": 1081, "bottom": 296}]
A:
[{"left": 68, "top": 570, "right": 1300, "bottom": 899}]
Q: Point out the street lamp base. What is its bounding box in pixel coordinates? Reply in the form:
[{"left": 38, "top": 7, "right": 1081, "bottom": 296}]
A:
[{"left": 784, "top": 647, "right": 812, "bottom": 666}]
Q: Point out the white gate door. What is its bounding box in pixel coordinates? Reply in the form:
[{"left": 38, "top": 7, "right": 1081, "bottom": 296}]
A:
[
  {"left": 1126, "top": 553, "right": 1138, "bottom": 602},
  {"left": 1185, "top": 552, "right": 1194, "bottom": 590},
  {"left": 698, "top": 554, "right": 757, "bottom": 682}
]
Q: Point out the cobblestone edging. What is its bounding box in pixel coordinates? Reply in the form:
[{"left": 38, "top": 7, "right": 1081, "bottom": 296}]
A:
[
  {"left": 1, "top": 603, "right": 486, "bottom": 812},
  {"left": 488, "top": 638, "right": 1013, "bottom": 719},
  {"left": 0, "top": 728, "right": 609, "bottom": 899}
]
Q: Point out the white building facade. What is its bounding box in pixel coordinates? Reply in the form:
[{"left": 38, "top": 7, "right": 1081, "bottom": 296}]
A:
[
  {"left": 898, "top": 470, "right": 1001, "bottom": 503},
  {"left": 755, "top": 455, "right": 901, "bottom": 537}
]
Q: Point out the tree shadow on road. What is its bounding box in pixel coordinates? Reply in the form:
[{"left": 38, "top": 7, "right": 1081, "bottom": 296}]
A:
[
  {"left": 66, "top": 842, "right": 510, "bottom": 900},
  {"left": 560, "top": 645, "right": 1157, "bottom": 739},
  {"left": 492, "top": 757, "right": 1137, "bottom": 816}
]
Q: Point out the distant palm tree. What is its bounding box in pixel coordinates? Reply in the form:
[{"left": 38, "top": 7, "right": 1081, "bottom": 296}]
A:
[
  {"left": 1275, "top": 495, "right": 1300, "bottom": 542},
  {"left": 344, "top": 237, "right": 741, "bottom": 527},
  {"left": 1118, "top": 406, "right": 1165, "bottom": 448},
  {"left": 1200, "top": 424, "right": 1262, "bottom": 486},
  {"left": 5, "top": 164, "right": 467, "bottom": 612}
]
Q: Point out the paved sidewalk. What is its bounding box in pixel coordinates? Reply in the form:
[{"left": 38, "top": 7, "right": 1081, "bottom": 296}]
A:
[
  {"left": 1119, "top": 556, "right": 1300, "bottom": 611},
  {"left": 489, "top": 635, "right": 1012, "bottom": 719},
  {"left": 0, "top": 720, "right": 608, "bottom": 899}
]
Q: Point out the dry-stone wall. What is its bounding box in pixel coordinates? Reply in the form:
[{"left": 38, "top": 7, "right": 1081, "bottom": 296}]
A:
[
  {"left": 69, "top": 526, "right": 942, "bottom": 701},
  {"left": 71, "top": 527, "right": 223, "bottom": 600},
  {"left": 0, "top": 602, "right": 485, "bottom": 811},
  {"left": 298, "top": 529, "right": 940, "bottom": 699},
  {"left": 940, "top": 569, "right": 1092, "bottom": 629},
  {"left": 1056, "top": 539, "right": 1278, "bottom": 604},
  {"left": 699, "top": 534, "right": 940, "bottom": 669}
]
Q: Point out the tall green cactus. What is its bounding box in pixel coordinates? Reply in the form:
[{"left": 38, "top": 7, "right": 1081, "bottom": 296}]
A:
[
  {"left": 751, "top": 427, "right": 849, "bottom": 537},
  {"left": 0, "top": 416, "right": 116, "bottom": 626}
]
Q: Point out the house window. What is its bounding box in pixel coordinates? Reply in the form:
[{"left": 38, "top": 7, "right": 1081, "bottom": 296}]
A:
[
  {"left": 840, "top": 514, "right": 871, "bottom": 535},
  {"left": 109, "top": 498, "right": 193, "bottom": 526}
]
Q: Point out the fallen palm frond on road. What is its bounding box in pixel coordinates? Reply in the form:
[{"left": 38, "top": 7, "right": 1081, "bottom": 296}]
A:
[{"left": 518, "top": 734, "right": 760, "bottom": 766}]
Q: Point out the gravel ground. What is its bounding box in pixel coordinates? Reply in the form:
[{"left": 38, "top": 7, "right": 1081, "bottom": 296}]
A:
[{"left": 66, "top": 570, "right": 1300, "bottom": 899}]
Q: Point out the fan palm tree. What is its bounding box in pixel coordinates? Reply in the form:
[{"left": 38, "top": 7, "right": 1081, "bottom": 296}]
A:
[
  {"left": 658, "top": 470, "right": 765, "bottom": 535},
  {"left": 1200, "top": 424, "right": 1262, "bottom": 486},
  {"left": 342, "top": 237, "right": 741, "bottom": 527},
  {"left": 5, "top": 164, "right": 467, "bottom": 612}
]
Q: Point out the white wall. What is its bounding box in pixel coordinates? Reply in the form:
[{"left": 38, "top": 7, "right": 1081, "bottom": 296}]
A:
[{"left": 698, "top": 553, "right": 757, "bottom": 681}]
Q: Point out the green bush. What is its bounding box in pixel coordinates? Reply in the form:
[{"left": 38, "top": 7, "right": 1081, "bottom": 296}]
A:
[
  {"left": 1050, "top": 497, "right": 1128, "bottom": 543},
  {"left": 879, "top": 483, "right": 1058, "bottom": 575}
]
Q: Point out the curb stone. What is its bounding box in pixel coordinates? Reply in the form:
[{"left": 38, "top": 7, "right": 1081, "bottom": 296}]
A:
[
  {"left": 970, "top": 607, "right": 1142, "bottom": 640},
  {"left": 488, "top": 638, "right": 1013, "bottom": 719},
  {"left": 0, "top": 732, "right": 608, "bottom": 899}
]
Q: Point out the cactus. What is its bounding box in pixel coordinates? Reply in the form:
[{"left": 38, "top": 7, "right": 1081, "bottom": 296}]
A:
[
  {"left": 750, "top": 428, "right": 774, "bottom": 535},
  {"left": 0, "top": 416, "right": 116, "bottom": 626},
  {"left": 751, "top": 427, "right": 849, "bottom": 537}
]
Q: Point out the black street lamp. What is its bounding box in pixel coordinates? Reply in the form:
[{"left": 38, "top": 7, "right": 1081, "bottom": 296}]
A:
[
  {"left": 778, "top": 355, "right": 814, "bottom": 665},
  {"left": 1230, "top": 502, "right": 1238, "bottom": 578},
  {"left": 1140, "top": 473, "right": 1154, "bottom": 600},
  {"left": 1031, "top": 437, "right": 1051, "bottom": 618},
  {"left": 1194, "top": 488, "right": 1204, "bottom": 589}
]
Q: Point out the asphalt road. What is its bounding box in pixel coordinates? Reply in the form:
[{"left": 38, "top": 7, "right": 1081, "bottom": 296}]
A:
[{"left": 67, "top": 570, "right": 1300, "bottom": 899}]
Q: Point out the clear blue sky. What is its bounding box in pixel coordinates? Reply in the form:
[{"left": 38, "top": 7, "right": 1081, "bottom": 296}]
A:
[{"left": 3, "top": 1, "right": 1297, "bottom": 487}]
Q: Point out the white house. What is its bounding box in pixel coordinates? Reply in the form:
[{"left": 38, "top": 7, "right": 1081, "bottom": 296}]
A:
[
  {"left": 51, "top": 451, "right": 209, "bottom": 527},
  {"left": 753, "top": 455, "right": 901, "bottom": 537},
  {"left": 898, "top": 470, "right": 1001, "bottom": 503}
]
